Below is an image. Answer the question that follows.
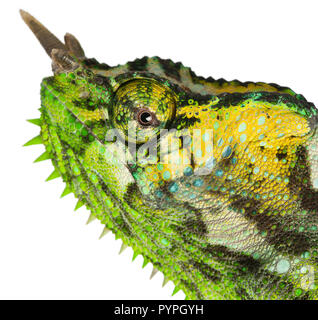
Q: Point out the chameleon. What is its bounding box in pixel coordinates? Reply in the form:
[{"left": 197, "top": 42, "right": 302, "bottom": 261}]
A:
[{"left": 21, "top": 9, "right": 318, "bottom": 300}]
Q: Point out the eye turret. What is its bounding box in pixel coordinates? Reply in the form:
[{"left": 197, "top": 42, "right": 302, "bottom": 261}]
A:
[{"left": 111, "top": 78, "right": 176, "bottom": 143}]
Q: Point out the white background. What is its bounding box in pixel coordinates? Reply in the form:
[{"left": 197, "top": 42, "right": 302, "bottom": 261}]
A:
[{"left": 1, "top": 0, "right": 318, "bottom": 299}]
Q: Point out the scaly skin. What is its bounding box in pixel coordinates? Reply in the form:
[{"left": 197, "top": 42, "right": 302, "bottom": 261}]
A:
[{"left": 22, "top": 10, "right": 318, "bottom": 300}]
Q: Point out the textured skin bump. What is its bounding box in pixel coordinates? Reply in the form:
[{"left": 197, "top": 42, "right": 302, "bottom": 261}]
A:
[{"left": 23, "top": 13, "right": 318, "bottom": 300}]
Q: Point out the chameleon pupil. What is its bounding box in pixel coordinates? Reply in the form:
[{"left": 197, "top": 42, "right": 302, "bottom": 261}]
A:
[{"left": 138, "top": 110, "right": 153, "bottom": 126}]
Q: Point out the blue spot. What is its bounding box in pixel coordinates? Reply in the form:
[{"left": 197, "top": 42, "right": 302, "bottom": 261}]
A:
[
  {"left": 184, "top": 166, "right": 193, "bottom": 176},
  {"left": 276, "top": 259, "right": 290, "bottom": 274},
  {"left": 183, "top": 135, "right": 192, "bottom": 146},
  {"left": 238, "top": 122, "right": 247, "bottom": 132},
  {"left": 155, "top": 190, "right": 163, "bottom": 198},
  {"left": 217, "top": 138, "right": 224, "bottom": 147},
  {"left": 253, "top": 167, "right": 260, "bottom": 174},
  {"left": 169, "top": 182, "right": 179, "bottom": 193},
  {"left": 206, "top": 144, "right": 213, "bottom": 153},
  {"left": 163, "top": 171, "right": 171, "bottom": 180},
  {"left": 215, "top": 169, "right": 223, "bottom": 177},
  {"left": 258, "top": 116, "right": 266, "bottom": 125},
  {"left": 240, "top": 134, "right": 247, "bottom": 143},
  {"left": 202, "top": 133, "right": 210, "bottom": 142},
  {"left": 193, "top": 179, "right": 204, "bottom": 187},
  {"left": 195, "top": 149, "right": 203, "bottom": 158},
  {"left": 222, "top": 145, "right": 232, "bottom": 158}
]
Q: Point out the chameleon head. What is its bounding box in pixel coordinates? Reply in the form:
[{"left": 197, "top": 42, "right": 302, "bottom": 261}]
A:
[
  {"left": 22, "top": 10, "right": 318, "bottom": 299},
  {"left": 20, "top": 10, "right": 210, "bottom": 198}
]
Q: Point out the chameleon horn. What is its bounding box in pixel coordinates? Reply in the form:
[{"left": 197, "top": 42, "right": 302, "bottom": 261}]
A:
[
  {"left": 20, "top": 9, "right": 67, "bottom": 57},
  {"left": 64, "top": 33, "right": 85, "bottom": 59}
]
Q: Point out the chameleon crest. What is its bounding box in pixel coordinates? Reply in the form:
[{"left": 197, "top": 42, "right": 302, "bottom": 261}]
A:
[{"left": 21, "top": 10, "right": 318, "bottom": 300}]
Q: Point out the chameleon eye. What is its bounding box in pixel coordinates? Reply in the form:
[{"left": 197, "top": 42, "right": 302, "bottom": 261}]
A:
[{"left": 112, "top": 78, "right": 176, "bottom": 143}]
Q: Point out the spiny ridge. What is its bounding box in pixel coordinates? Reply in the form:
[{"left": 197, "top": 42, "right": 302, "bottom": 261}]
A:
[
  {"left": 162, "top": 276, "right": 169, "bottom": 287},
  {"left": 27, "top": 119, "right": 41, "bottom": 126},
  {"left": 60, "top": 185, "right": 72, "bottom": 198},
  {"left": 46, "top": 169, "right": 61, "bottom": 181},
  {"left": 74, "top": 199, "right": 84, "bottom": 211},
  {"left": 172, "top": 286, "right": 181, "bottom": 296},
  {"left": 99, "top": 227, "right": 110, "bottom": 239},
  {"left": 24, "top": 135, "right": 42, "bottom": 146},
  {"left": 142, "top": 258, "right": 149, "bottom": 268},
  {"left": 86, "top": 213, "right": 97, "bottom": 224},
  {"left": 119, "top": 243, "right": 128, "bottom": 254},
  {"left": 132, "top": 251, "right": 140, "bottom": 261},
  {"left": 34, "top": 151, "right": 51, "bottom": 162},
  {"left": 150, "top": 268, "right": 158, "bottom": 279}
]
